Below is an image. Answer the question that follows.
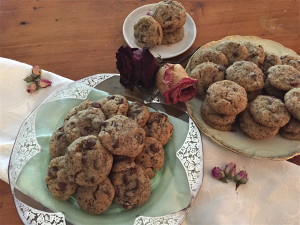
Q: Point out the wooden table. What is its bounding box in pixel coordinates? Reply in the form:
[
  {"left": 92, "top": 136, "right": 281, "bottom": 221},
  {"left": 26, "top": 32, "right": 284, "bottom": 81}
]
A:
[{"left": 0, "top": 0, "right": 299, "bottom": 224}]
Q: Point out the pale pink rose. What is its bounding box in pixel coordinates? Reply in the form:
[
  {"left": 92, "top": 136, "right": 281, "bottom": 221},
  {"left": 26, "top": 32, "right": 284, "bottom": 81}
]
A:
[{"left": 156, "top": 63, "right": 197, "bottom": 104}]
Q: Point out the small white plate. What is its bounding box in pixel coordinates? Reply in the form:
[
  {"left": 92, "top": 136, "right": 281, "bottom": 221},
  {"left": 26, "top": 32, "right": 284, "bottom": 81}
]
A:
[{"left": 123, "top": 4, "right": 197, "bottom": 59}]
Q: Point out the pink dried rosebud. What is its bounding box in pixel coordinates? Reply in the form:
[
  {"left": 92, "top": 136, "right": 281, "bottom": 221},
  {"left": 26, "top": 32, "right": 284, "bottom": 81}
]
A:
[
  {"left": 235, "top": 170, "right": 249, "bottom": 190},
  {"left": 32, "top": 65, "right": 41, "bottom": 76},
  {"left": 38, "top": 79, "right": 52, "bottom": 88},
  {"left": 235, "top": 170, "right": 248, "bottom": 184},
  {"left": 224, "top": 162, "right": 236, "bottom": 179},
  {"left": 156, "top": 63, "right": 197, "bottom": 104},
  {"left": 27, "top": 82, "right": 37, "bottom": 93},
  {"left": 211, "top": 167, "right": 227, "bottom": 183}
]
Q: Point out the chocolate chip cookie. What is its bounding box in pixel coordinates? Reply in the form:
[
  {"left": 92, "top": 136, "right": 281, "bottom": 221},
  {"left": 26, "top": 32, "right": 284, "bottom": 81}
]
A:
[
  {"left": 110, "top": 160, "right": 151, "bottom": 209},
  {"left": 98, "top": 115, "right": 146, "bottom": 157},
  {"left": 215, "top": 41, "right": 249, "bottom": 65},
  {"left": 144, "top": 112, "right": 174, "bottom": 146},
  {"left": 240, "top": 107, "right": 280, "bottom": 139},
  {"left": 186, "top": 48, "right": 228, "bottom": 74},
  {"left": 280, "top": 55, "right": 300, "bottom": 71},
  {"left": 226, "top": 61, "right": 264, "bottom": 92},
  {"left": 161, "top": 27, "right": 184, "bottom": 45},
  {"left": 249, "top": 95, "right": 290, "bottom": 128},
  {"left": 284, "top": 88, "right": 300, "bottom": 120},
  {"left": 152, "top": 0, "right": 186, "bottom": 33},
  {"left": 45, "top": 156, "right": 77, "bottom": 200},
  {"left": 64, "top": 107, "right": 106, "bottom": 143},
  {"left": 65, "top": 135, "right": 113, "bottom": 186},
  {"left": 201, "top": 99, "right": 236, "bottom": 126},
  {"left": 205, "top": 80, "right": 248, "bottom": 115},
  {"left": 134, "top": 15, "right": 163, "bottom": 48},
  {"left": 76, "top": 177, "right": 115, "bottom": 214},
  {"left": 189, "top": 62, "right": 225, "bottom": 99},
  {"left": 135, "top": 137, "right": 164, "bottom": 179},
  {"left": 243, "top": 42, "right": 265, "bottom": 66},
  {"left": 64, "top": 100, "right": 102, "bottom": 121},
  {"left": 260, "top": 52, "right": 282, "bottom": 75},
  {"left": 280, "top": 117, "right": 300, "bottom": 140},
  {"left": 267, "top": 65, "right": 300, "bottom": 91},
  {"left": 97, "top": 95, "right": 129, "bottom": 119},
  {"left": 49, "top": 126, "right": 70, "bottom": 159},
  {"left": 127, "top": 102, "right": 150, "bottom": 127}
]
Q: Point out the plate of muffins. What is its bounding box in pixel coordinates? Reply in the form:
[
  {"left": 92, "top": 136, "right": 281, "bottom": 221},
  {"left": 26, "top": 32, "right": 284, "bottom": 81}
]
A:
[
  {"left": 185, "top": 35, "right": 300, "bottom": 160},
  {"left": 123, "top": 1, "right": 197, "bottom": 58},
  {"left": 9, "top": 74, "right": 203, "bottom": 225}
]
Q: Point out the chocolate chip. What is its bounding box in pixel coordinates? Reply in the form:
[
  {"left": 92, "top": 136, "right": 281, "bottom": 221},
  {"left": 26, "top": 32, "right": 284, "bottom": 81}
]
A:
[
  {"left": 107, "top": 95, "right": 115, "bottom": 100},
  {"left": 128, "top": 167, "right": 137, "bottom": 175},
  {"left": 111, "top": 121, "right": 118, "bottom": 128},
  {"left": 112, "top": 139, "right": 119, "bottom": 148},
  {"left": 99, "top": 121, "right": 108, "bottom": 129},
  {"left": 233, "top": 52, "right": 238, "bottom": 57},
  {"left": 90, "top": 177, "right": 95, "bottom": 183},
  {"left": 135, "top": 133, "right": 144, "bottom": 144},
  {"left": 291, "top": 82, "right": 300, "bottom": 87},
  {"left": 149, "top": 143, "right": 159, "bottom": 153},
  {"left": 81, "top": 156, "right": 87, "bottom": 164},
  {"left": 91, "top": 102, "right": 101, "bottom": 108},
  {"left": 122, "top": 174, "right": 129, "bottom": 185},
  {"left": 116, "top": 98, "right": 124, "bottom": 104},
  {"left": 58, "top": 182, "right": 67, "bottom": 191},
  {"left": 249, "top": 72, "right": 257, "bottom": 80},
  {"left": 84, "top": 139, "right": 96, "bottom": 149},
  {"left": 48, "top": 166, "right": 58, "bottom": 178}
]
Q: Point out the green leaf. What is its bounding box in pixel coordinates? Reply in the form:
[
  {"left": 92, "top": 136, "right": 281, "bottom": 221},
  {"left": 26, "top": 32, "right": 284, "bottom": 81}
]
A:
[{"left": 23, "top": 75, "right": 35, "bottom": 83}]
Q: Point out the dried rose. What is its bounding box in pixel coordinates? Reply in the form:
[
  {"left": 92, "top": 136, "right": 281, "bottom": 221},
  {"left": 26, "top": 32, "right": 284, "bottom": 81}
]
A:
[
  {"left": 224, "top": 162, "right": 236, "bottom": 179},
  {"left": 27, "top": 82, "right": 37, "bottom": 93},
  {"left": 116, "top": 46, "right": 159, "bottom": 91},
  {"left": 32, "top": 65, "right": 41, "bottom": 76},
  {"left": 211, "top": 167, "right": 227, "bottom": 183},
  {"left": 235, "top": 170, "right": 249, "bottom": 190},
  {"left": 156, "top": 63, "right": 197, "bottom": 104},
  {"left": 38, "top": 79, "right": 52, "bottom": 88}
]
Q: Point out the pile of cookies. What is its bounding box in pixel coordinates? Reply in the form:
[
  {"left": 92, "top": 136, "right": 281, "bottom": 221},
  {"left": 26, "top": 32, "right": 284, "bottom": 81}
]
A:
[
  {"left": 134, "top": 0, "right": 186, "bottom": 47},
  {"left": 187, "top": 38, "right": 300, "bottom": 140},
  {"left": 45, "top": 94, "right": 174, "bottom": 214}
]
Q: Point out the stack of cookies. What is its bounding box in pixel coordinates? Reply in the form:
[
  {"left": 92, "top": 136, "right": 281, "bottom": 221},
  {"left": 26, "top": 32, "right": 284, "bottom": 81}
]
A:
[
  {"left": 134, "top": 0, "right": 186, "bottom": 47},
  {"left": 201, "top": 80, "right": 247, "bottom": 131},
  {"left": 186, "top": 37, "right": 300, "bottom": 140},
  {"left": 281, "top": 88, "right": 300, "bottom": 140},
  {"left": 240, "top": 95, "right": 290, "bottom": 139},
  {"left": 45, "top": 94, "right": 174, "bottom": 214}
]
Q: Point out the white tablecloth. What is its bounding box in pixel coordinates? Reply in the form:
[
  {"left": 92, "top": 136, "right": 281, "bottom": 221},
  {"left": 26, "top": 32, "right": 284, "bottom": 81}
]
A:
[{"left": 0, "top": 57, "right": 299, "bottom": 225}]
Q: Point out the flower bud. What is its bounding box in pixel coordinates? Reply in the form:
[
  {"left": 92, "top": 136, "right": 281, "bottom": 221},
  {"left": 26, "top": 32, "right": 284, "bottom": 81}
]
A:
[
  {"left": 235, "top": 170, "right": 248, "bottom": 184},
  {"left": 224, "top": 162, "right": 236, "bottom": 179},
  {"left": 235, "top": 170, "right": 249, "bottom": 190},
  {"left": 27, "top": 82, "right": 37, "bottom": 93},
  {"left": 211, "top": 167, "right": 227, "bottom": 183},
  {"left": 38, "top": 79, "right": 52, "bottom": 88},
  {"left": 32, "top": 65, "right": 41, "bottom": 76}
]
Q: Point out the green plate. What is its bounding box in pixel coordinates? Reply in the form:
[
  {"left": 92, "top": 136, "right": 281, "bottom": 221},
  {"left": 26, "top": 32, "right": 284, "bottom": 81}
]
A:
[{"left": 9, "top": 74, "right": 203, "bottom": 225}]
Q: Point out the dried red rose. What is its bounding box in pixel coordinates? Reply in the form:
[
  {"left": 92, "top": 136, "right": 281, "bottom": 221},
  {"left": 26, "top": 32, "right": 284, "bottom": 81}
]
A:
[
  {"left": 156, "top": 63, "right": 197, "bottom": 104},
  {"left": 116, "top": 46, "right": 159, "bottom": 91}
]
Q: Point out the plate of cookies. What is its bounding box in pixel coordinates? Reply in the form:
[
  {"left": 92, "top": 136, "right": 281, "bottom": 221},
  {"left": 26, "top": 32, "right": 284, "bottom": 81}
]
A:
[
  {"left": 9, "top": 74, "right": 203, "bottom": 225},
  {"left": 185, "top": 35, "right": 300, "bottom": 160},
  {"left": 123, "top": 1, "right": 197, "bottom": 58}
]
